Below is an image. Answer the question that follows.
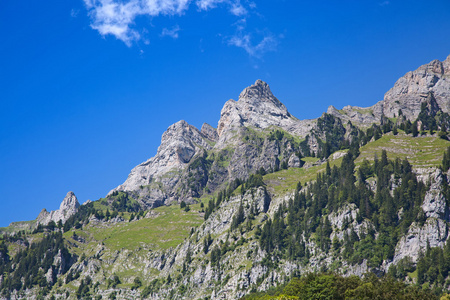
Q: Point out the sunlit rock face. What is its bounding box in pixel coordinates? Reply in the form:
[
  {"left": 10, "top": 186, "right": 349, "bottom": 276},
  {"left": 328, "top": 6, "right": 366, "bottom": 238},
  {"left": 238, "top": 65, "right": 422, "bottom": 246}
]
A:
[{"left": 37, "top": 191, "right": 80, "bottom": 225}]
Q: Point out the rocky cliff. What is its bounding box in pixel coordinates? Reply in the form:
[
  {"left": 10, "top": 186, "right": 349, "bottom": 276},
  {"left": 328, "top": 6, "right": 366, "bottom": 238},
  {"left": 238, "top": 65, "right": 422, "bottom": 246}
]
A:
[
  {"left": 36, "top": 191, "right": 80, "bottom": 225},
  {"left": 328, "top": 55, "right": 450, "bottom": 125},
  {"left": 216, "top": 80, "right": 315, "bottom": 146}
]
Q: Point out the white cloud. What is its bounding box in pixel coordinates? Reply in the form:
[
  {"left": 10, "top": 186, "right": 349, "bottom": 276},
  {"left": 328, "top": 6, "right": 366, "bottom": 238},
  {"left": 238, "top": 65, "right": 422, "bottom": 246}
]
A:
[
  {"left": 230, "top": 1, "right": 246, "bottom": 16},
  {"left": 82, "top": 0, "right": 276, "bottom": 58},
  {"left": 161, "top": 25, "right": 180, "bottom": 39},
  {"left": 195, "top": 0, "right": 246, "bottom": 16},
  {"left": 195, "top": 0, "right": 225, "bottom": 10},
  {"left": 228, "top": 33, "right": 277, "bottom": 58},
  {"left": 379, "top": 1, "right": 390, "bottom": 6},
  {"left": 83, "top": 0, "right": 250, "bottom": 45},
  {"left": 83, "top": 0, "right": 191, "bottom": 45}
]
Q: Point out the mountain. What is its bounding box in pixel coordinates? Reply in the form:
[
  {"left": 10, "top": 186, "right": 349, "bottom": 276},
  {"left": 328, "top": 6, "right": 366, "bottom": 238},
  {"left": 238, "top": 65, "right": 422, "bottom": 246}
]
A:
[
  {"left": 37, "top": 191, "right": 80, "bottom": 226},
  {"left": 328, "top": 54, "right": 450, "bottom": 125},
  {"left": 1, "top": 55, "right": 450, "bottom": 299}
]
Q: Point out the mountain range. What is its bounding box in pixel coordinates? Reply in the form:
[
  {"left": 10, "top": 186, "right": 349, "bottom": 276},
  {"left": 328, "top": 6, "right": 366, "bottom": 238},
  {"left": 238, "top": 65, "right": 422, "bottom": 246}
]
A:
[{"left": 1, "top": 55, "right": 450, "bottom": 299}]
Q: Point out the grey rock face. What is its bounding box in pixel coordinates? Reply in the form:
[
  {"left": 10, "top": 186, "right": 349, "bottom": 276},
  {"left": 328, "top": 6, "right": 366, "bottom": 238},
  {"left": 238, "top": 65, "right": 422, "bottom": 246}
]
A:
[
  {"left": 421, "top": 169, "right": 448, "bottom": 219},
  {"left": 325, "top": 55, "right": 450, "bottom": 126},
  {"left": 201, "top": 123, "right": 219, "bottom": 142},
  {"left": 326, "top": 105, "right": 379, "bottom": 127},
  {"left": 36, "top": 191, "right": 80, "bottom": 225},
  {"left": 392, "top": 168, "right": 450, "bottom": 265},
  {"left": 216, "top": 80, "right": 315, "bottom": 147},
  {"left": 111, "top": 120, "right": 214, "bottom": 206},
  {"left": 379, "top": 55, "right": 450, "bottom": 120}
]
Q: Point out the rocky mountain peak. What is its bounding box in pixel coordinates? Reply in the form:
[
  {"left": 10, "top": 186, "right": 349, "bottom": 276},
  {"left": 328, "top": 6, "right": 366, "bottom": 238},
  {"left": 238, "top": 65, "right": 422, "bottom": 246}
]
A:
[
  {"left": 110, "top": 119, "right": 214, "bottom": 206},
  {"left": 216, "top": 80, "right": 311, "bottom": 144},
  {"left": 60, "top": 191, "right": 80, "bottom": 211},
  {"left": 444, "top": 54, "right": 450, "bottom": 73},
  {"left": 36, "top": 191, "right": 80, "bottom": 225},
  {"left": 238, "top": 80, "right": 286, "bottom": 111},
  {"left": 201, "top": 123, "right": 218, "bottom": 142},
  {"left": 380, "top": 55, "right": 450, "bottom": 120}
]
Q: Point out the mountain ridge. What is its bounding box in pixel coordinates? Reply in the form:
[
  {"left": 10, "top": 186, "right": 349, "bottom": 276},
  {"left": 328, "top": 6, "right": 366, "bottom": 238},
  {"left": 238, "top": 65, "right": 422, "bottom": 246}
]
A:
[
  {"left": 2, "top": 55, "right": 450, "bottom": 300},
  {"left": 107, "top": 55, "right": 450, "bottom": 210}
]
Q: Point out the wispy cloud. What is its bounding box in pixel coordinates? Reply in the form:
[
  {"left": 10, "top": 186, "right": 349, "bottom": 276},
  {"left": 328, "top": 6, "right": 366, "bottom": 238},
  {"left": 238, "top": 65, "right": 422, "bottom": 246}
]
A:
[
  {"left": 82, "top": 0, "right": 277, "bottom": 58},
  {"left": 228, "top": 33, "right": 278, "bottom": 58},
  {"left": 83, "top": 0, "right": 251, "bottom": 45},
  {"left": 71, "top": 9, "right": 80, "bottom": 18},
  {"left": 196, "top": 0, "right": 225, "bottom": 10},
  {"left": 226, "top": 17, "right": 278, "bottom": 58},
  {"left": 161, "top": 25, "right": 180, "bottom": 39},
  {"left": 379, "top": 1, "right": 390, "bottom": 6}
]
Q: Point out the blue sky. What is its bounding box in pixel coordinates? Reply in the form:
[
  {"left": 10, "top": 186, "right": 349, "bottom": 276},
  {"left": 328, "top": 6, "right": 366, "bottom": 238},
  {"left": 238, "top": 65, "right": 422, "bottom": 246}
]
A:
[{"left": 1, "top": 0, "right": 450, "bottom": 227}]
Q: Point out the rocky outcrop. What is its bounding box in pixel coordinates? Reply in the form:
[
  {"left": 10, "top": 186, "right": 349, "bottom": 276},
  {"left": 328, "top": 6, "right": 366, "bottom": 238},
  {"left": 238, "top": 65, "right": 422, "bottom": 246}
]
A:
[
  {"left": 216, "top": 80, "right": 315, "bottom": 147},
  {"left": 36, "top": 191, "right": 80, "bottom": 225},
  {"left": 326, "top": 55, "right": 450, "bottom": 126},
  {"left": 201, "top": 123, "right": 218, "bottom": 142},
  {"left": 110, "top": 120, "right": 215, "bottom": 206},
  {"left": 392, "top": 168, "right": 450, "bottom": 266},
  {"left": 376, "top": 55, "right": 450, "bottom": 120},
  {"left": 326, "top": 105, "right": 379, "bottom": 127}
]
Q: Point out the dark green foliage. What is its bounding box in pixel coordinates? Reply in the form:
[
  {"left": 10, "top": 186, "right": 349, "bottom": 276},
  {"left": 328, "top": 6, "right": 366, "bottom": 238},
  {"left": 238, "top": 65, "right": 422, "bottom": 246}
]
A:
[
  {"left": 416, "top": 239, "right": 450, "bottom": 290},
  {"left": 388, "top": 256, "right": 415, "bottom": 280},
  {"left": 416, "top": 96, "right": 440, "bottom": 133},
  {"left": 231, "top": 201, "right": 245, "bottom": 230},
  {"left": 107, "top": 275, "right": 121, "bottom": 288},
  {"left": 240, "top": 273, "right": 438, "bottom": 300},
  {"left": 315, "top": 114, "right": 347, "bottom": 159},
  {"left": 268, "top": 130, "right": 285, "bottom": 141},
  {"left": 256, "top": 149, "right": 427, "bottom": 269},
  {"left": 256, "top": 167, "right": 266, "bottom": 176},
  {"left": 381, "top": 117, "right": 393, "bottom": 134},
  {"left": 187, "top": 150, "right": 213, "bottom": 196},
  {"left": 243, "top": 174, "right": 265, "bottom": 191},
  {"left": 210, "top": 245, "right": 221, "bottom": 266},
  {"left": 204, "top": 179, "right": 245, "bottom": 220},
  {"left": 141, "top": 279, "right": 163, "bottom": 298},
  {"left": 0, "top": 232, "right": 73, "bottom": 295},
  {"left": 131, "top": 277, "right": 142, "bottom": 290},
  {"left": 442, "top": 146, "right": 450, "bottom": 172},
  {"left": 0, "top": 240, "right": 8, "bottom": 264},
  {"left": 203, "top": 233, "right": 213, "bottom": 254},
  {"left": 110, "top": 192, "right": 141, "bottom": 213},
  {"left": 204, "top": 198, "right": 216, "bottom": 220},
  {"left": 76, "top": 276, "right": 92, "bottom": 299},
  {"left": 299, "top": 136, "right": 312, "bottom": 157}
]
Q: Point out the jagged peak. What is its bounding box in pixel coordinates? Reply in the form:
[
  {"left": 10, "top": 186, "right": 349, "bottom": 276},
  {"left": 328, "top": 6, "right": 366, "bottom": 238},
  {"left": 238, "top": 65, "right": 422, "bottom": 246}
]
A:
[
  {"left": 327, "top": 105, "right": 338, "bottom": 114},
  {"left": 161, "top": 120, "right": 200, "bottom": 141},
  {"left": 238, "top": 80, "right": 285, "bottom": 109},
  {"left": 59, "top": 191, "right": 80, "bottom": 211},
  {"left": 168, "top": 120, "right": 190, "bottom": 130},
  {"left": 443, "top": 54, "right": 450, "bottom": 73},
  {"left": 36, "top": 192, "right": 80, "bottom": 226},
  {"left": 201, "top": 123, "right": 218, "bottom": 142}
]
